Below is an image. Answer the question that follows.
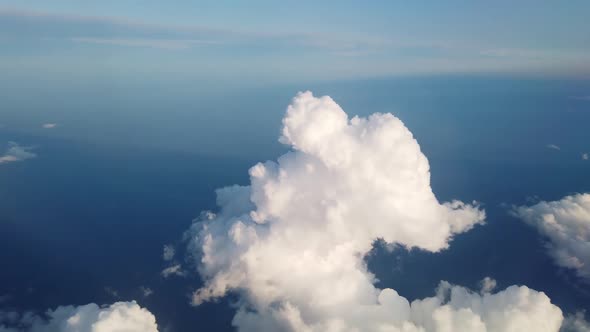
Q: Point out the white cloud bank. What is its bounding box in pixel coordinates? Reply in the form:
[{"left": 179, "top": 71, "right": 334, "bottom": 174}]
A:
[
  {"left": 514, "top": 193, "right": 590, "bottom": 281},
  {"left": 182, "top": 91, "right": 567, "bottom": 331},
  {"left": 0, "top": 301, "right": 158, "bottom": 332},
  {"left": 0, "top": 143, "right": 36, "bottom": 165}
]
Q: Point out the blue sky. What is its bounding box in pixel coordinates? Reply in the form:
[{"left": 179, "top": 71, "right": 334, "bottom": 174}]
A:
[{"left": 1, "top": 1, "right": 589, "bottom": 83}]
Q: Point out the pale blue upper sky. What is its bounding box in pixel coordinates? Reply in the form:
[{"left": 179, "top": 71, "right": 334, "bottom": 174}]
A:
[{"left": 1, "top": 1, "right": 589, "bottom": 83}]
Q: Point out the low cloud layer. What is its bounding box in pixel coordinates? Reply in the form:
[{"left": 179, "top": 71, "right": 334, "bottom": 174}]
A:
[
  {"left": 514, "top": 193, "right": 590, "bottom": 281},
  {"left": 0, "top": 142, "right": 36, "bottom": 165},
  {"left": 181, "top": 92, "right": 571, "bottom": 331},
  {"left": 4, "top": 8, "right": 590, "bottom": 80},
  {"left": 0, "top": 301, "right": 158, "bottom": 332}
]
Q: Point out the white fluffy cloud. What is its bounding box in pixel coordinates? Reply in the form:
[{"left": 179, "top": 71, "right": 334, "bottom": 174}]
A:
[
  {"left": 514, "top": 193, "right": 590, "bottom": 281},
  {"left": 0, "top": 142, "right": 36, "bottom": 165},
  {"left": 180, "top": 92, "right": 568, "bottom": 331},
  {"left": 0, "top": 301, "right": 158, "bottom": 332}
]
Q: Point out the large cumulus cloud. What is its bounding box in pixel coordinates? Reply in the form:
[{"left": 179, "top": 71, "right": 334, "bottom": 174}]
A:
[
  {"left": 0, "top": 301, "right": 158, "bottom": 332},
  {"left": 183, "top": 91, "right": 565, "bottom": 331},
  {"left": 514, "top": 193, "right": 590, "bottom": 281}
]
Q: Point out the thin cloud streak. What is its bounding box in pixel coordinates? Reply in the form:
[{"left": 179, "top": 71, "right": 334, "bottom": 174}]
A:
[
  {"left": 71, "top": 37, "right": 223, "bottom": 50},
  {"left": 0, "top": 142, "right": 36, "bottom": 165}
]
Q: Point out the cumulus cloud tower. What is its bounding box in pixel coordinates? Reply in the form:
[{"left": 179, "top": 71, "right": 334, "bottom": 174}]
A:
[
  {"left": 182, "top": 92, "right": 567, "bottom": 332},
  {"left": 250, "top": 91, "right": 485, "bottom": 251}
]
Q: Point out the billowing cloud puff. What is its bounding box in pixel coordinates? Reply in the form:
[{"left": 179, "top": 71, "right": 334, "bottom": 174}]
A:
[
  {"left": 0, "top": 142, "right": 36, "bottom": 165},
  {"left": 177, "top": 91, "right": 572, "bottom": 332},
  {"left": 514, "top": 193, "right": 590, "bottom": 281},
  {"left": 0, "top": 301, "right": 158, "bottom": 332}
]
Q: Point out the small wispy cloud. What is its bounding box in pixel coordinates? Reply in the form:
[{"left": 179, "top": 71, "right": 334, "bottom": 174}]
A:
[
  {"left": 162, "top": 244, "right": 175, "bottom": 261},
  {"left": 582, "top": 152, "right": 589, "bottom": 160},
  {"left": 42, "top": 123, "right": 58, "bottom": 129},
  {"left": 104, "top": 286, "right": 119, "bottom": 298},
  {"left": 161, "top": 264, "right": 186, "bottom": 278},
  {"left": 139, "top": 286, "right": 154, "bottom": 298},
  {"left": 0, "top": 142, "right": 36, "bottom": 164},
  {"left": 546, "top": 144, "right": 561, "bottom": 151}
]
